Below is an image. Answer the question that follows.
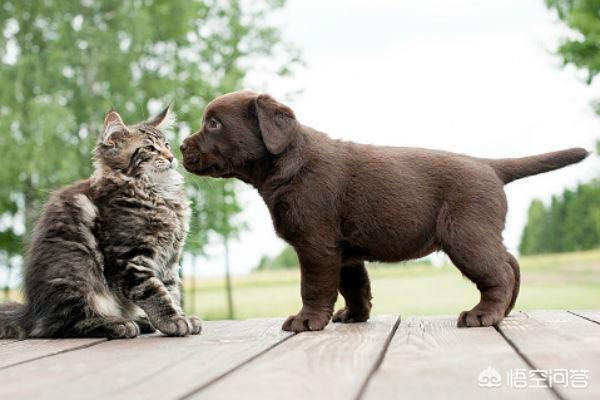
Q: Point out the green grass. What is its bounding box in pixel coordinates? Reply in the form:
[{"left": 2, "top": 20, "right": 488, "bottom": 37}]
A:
[{"left": 183, "top": 249, "right": 600, "bottom": 320}]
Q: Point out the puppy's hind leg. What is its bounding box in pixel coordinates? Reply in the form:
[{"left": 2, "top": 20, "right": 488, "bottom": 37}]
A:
[
  {"left": 441, "top": 224, "right": 515, "bottom": 327},
  {"left": 506, "top": 252, "right": 521, "bottom": 316},
  {"left": 333, "top": 261, "right": 372, "bottom": 323}
]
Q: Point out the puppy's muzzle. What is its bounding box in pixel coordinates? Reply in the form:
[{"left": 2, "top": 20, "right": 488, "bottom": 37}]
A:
[{"left": 180, "top": 136, "right": 201, "bottom": 169}]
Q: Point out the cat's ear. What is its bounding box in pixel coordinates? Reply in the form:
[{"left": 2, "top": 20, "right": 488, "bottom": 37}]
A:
[
  {"left": 102, "top": 111, "right": 128, "bottom": 146},
  {"left": 147, "top": 104, "right": 175, "bottom": 130}
]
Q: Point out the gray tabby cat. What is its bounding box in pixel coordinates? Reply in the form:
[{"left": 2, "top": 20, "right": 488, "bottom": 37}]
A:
[{"left": 0, "top": 107, "right": 201, "bottom": 339}]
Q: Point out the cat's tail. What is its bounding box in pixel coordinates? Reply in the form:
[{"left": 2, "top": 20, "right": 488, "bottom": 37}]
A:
[
  {"left": 0, "top": 301, "right": 26, "bottom": 339},
  {"left": 485, "top": 147, "right": 590, "bottom": 184}
]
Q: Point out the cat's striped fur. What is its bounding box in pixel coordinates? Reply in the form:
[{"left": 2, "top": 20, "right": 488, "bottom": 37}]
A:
[{"left": 0, "top": 107, "right": 201, "bottom": 339}]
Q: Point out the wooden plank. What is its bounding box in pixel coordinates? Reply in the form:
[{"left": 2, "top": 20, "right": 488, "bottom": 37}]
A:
[
  {"left": 499, "top": 310, "right": 600, "bottom": 400},
  {"left": 363, "top": 315, "right": 552, "bottom": 400},
  {"left": 0, "top": 318, "right": 292, "bottom": 400},
  {"left": 0, "top": 338, "right": 105, "bottom": 369},
  {"left": 192, "top": 316, "right": 399, "bottom": 400},
  {"left": 570, "top": 310, "right": 600, "bottom": 325}
]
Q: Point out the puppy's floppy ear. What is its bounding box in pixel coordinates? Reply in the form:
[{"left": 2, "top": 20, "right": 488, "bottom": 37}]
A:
[
  {"left": 255, "top": 94, "right": 299, "bottom": 155},
  {"left": 102, "top": 111, "right": 129, "bottom": 146}
]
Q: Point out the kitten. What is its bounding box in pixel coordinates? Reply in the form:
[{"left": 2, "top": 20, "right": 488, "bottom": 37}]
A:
[{"left": 0, "top": 106, "right": 201, "bottom": 339}]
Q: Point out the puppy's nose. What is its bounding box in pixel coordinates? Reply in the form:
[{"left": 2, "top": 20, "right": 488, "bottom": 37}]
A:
[{"left": 180, "top": 138, "right": 191, "bottom": 152}]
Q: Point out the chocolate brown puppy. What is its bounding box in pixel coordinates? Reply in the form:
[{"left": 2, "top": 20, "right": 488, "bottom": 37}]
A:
[{"left": 181, "top": 90, "right": 588, "bottom": 332}]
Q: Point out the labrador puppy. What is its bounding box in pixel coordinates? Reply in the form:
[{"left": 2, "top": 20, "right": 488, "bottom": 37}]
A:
[{"left": 181, "top": 90, "right": 588, "bottom": 332}]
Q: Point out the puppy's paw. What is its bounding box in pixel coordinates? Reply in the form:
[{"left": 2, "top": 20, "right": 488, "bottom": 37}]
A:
[
  {"left": 282, "top": 312, "right": 330, "bottom": 332},
  {"left": 457, "top": 309, "right": 504, "bottom": 328},
  {"left": 332, "top": 307, "right": 370, "bottom": 323},
  {"left": 155, "top": 315, "right": 200, "bottom": 337}
]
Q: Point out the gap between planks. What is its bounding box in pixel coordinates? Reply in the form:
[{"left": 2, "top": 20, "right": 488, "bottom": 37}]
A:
[
  {"left": 177, "top": 331, "right": 297, "bottom": 400},
  {"left": 354, "top": 316, "right": 401, "bottom": 400},
  {"left": 0, "top": 338, "right": 106, "bottom": 371},
  {"left": 361, "top": 314, "right": 558, "bottom": 399},
  {"left": 496, "top": 310, "right": 600, "bottom": 400},
  {"left": 495, "top": 316, "right": 564, "bottom": 400},
  {"left": 190, "top": 315, "right": 400, "bottom": 400},
  {"left": 568, "top": 310, "right": 600, "bottom": 326},
  {"left": 0, "top": 319, "right": 294, "bottom": 400}
]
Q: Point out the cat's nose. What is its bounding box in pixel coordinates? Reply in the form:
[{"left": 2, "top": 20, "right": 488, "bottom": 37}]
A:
[{"left": 161, "top": 148, "right": 174, "bottom": 162}]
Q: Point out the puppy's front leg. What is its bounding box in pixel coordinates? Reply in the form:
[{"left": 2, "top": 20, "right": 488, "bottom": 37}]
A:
[
  {"left": 333, "top": 261, "right": 372, "bottom": 323},
  {"left": 282, "top": 252, "right": 341, "bottom": 332}
]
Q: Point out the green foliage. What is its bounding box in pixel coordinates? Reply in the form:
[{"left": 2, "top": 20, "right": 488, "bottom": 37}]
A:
[
  {"left": 255, "top": 246, "right": 299, "bottom": 270},
  {"left": 525, "top": 1, "right": 600, "bottom": 255},
  {"left": 520, "top": 181, "right": 600, "bottom": 255},
  {"left": 546, "top": 0, "right": 600, "bottom": 84},
  {"left": 0, "top": 1, "right": 298, "bottom": 274},
  {"left": 519, "top": 200, "right": 550, "bottom": 254}
]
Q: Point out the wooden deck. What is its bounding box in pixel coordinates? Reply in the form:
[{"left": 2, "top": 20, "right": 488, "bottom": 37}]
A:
[{"left": 0, "top": 310, "right": 598, "bottom": 400}]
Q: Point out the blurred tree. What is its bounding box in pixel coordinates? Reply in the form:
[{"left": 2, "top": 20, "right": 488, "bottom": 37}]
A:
[
  {"left": 548, "top": 194, "right": 568, "bottom": 252},
  {"left": 519, "top": 182, "right": 600, "bottom": 254},
  {"left": 546, "top": 0, "right": 600, "bottom": 120},
  {"left": 518, "top": 1, "right": 600, "bottom": 255},
  {"left": 0, "top": 229, "right": 20, "bottom": 300},
  {"left": 187, "top": 179, "right": 243, "bottom": 318},
  {"left": 519, "top": 199, "right": 550, "bottom": 255},
  {"left": 0, "top": 1, "right": 299, "bottom": 297},
  {"left": 256, "top": 245, "right": 299, "bottom": 270},
  {"left": 546, "top": 0, "right": 600, "bottom": 85}
]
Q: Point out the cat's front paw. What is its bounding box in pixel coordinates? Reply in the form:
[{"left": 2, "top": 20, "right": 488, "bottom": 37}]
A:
[
  {"left": 155, "top": 315, "right": 202, "bottom": 337},
  {"left": 188, "top": 316, "right": 202, "bottom": 334},
  {"left": 104, "top": 320, "right": 140, "bottom": 339}
]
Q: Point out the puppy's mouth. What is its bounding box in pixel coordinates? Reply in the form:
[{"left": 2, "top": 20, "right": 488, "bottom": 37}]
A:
[
  {"left": 181, "top": 151, "right": 202, "bottom": 172},
  {"left": 182, "top": 149, "right": 232, "bottom": 178},
  {"left": 188, "top": 163, "right": 235, "bottom": 178}
]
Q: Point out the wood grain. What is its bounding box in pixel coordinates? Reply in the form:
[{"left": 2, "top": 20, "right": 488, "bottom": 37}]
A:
[
  {"left": 0, "top": 318, "right": 291, "bottom": 400},
  {"left": 0, "top": 312, "right": 598, "bottom": 400},
  {"left": 499, "top": 310, "right": 600, "bottom": 400},
  {"left": 0, "top": 338, "right": 105, "bottom": 369},
  {"left": 192, "top": 316, "right": 399, "bottom": 400},
  {"left": 362, "top": 315, "right": 552, "bottom": 399}
]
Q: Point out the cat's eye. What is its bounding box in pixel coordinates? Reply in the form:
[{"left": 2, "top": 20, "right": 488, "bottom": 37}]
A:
[
  {"left": 145, "top": 145, "right": 159, "bottom": 152},
  {"left": 207, "top": 118, "right": 221, "bottom": 130},
  {"left": 165, "top": 142, "right": 171, "bottom": 149}
]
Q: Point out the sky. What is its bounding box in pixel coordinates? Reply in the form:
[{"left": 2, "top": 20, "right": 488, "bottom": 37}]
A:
[{"left": 189, "top": 0, "right": 600, "bottom": 276}]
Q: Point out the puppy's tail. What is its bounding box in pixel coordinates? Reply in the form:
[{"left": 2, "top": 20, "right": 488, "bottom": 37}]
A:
[
  {"left": 485, "top": 147, "right": 590, "bottom": 184},
  {"left": 0, "top": 301, "right": 26, "bottom": 339}
]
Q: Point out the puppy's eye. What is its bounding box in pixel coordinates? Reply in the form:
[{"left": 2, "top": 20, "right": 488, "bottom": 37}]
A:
[{"left": 207, "top": 118, "right": 221, "bottom": 130}]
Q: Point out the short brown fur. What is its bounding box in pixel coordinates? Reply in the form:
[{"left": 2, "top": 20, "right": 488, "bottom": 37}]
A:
[{"left": 181, "top": 90, "right": 589, "bottom": 331}]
